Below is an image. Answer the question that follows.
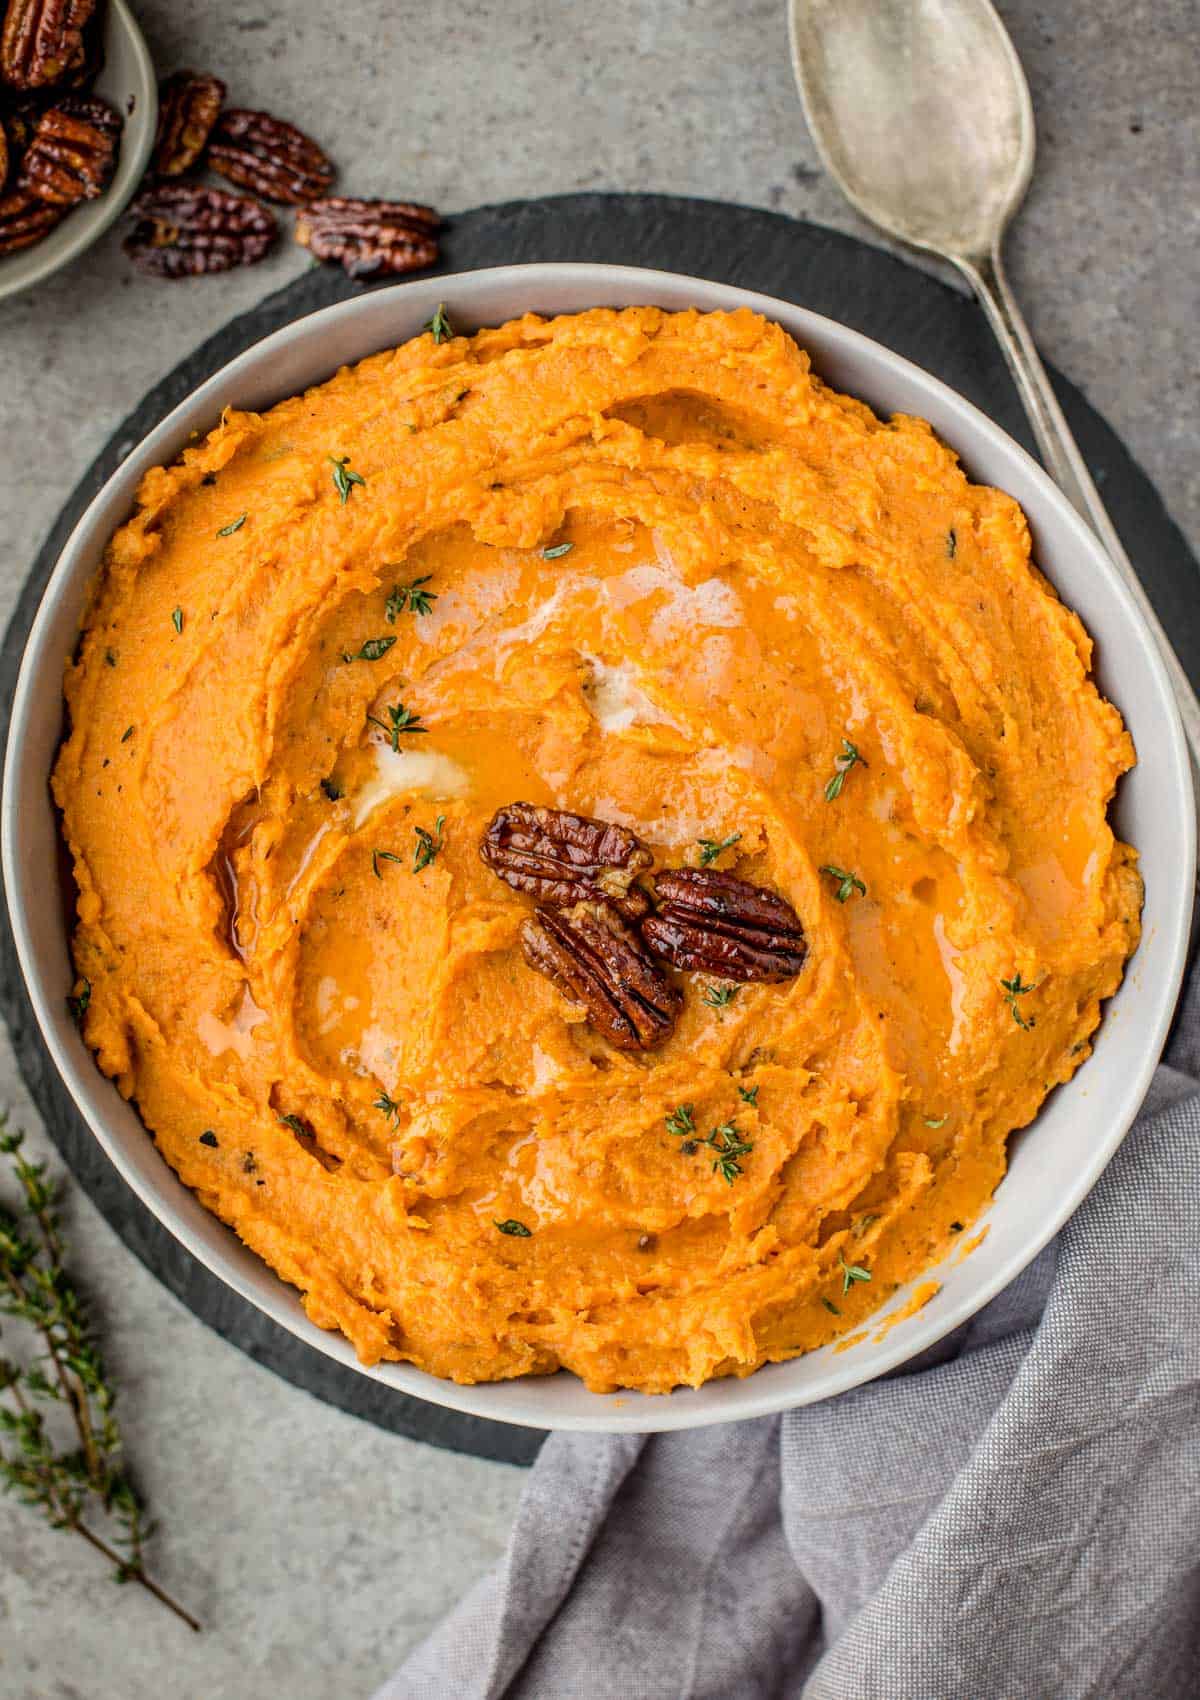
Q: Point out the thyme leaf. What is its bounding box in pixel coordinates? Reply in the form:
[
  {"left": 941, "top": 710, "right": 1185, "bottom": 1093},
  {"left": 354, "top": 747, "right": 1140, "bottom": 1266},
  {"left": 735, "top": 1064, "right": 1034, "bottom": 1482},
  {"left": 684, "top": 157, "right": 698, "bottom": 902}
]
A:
[
  {"left": 413, "top": 815, "right": 446, "bottom": 873},
  {"left": 824, "top": 738, "right": 865, "bottom": 802},
  {"left": 738, "top": 1084, "right": 759, "bottom": 1106},
  {"left": 946, "top": 528, "right": 958, "bottom": 559},
  {"left": 702, "top": 983, "right": 737, "bottom": 1010},
  {"left": 366, "top": 701, "right": 426, "bottom": 749},
  {"left": 426, "top": 303, "right": 453, "bottom": 343},
  {"left": 665, "top": 1105, "right": 753, "bottom": 1183},
  {"left": 329, "top": 455, "right": 365, "bottom": 503},
  {"left": 819, "top": 864, "right": 866, "bottom": 903},
  {"left": 342, "top": 636, "right": 396, "bottom": 664},
  {"left": 665, "top": 1104, "right": 696, "bottom": 1140},
  {"left": 696, "top": 831, "right": 741, "bottom": 867},
  {"left": 371, "top": 849, "right": 404, "bottom": 879},
  {"left": 839, "top": 1253, "right": 872, "bottom": 1295},
  {"left": 171, "top": 607, "right": 183, "bottom": 635},
  {"left": 373, "top": 1092, "right": 400, "bottom": 1125},
  {"left": 66, "top": 979, "right": 91, "bottom": 1027},
  {"left": 494, "top": 1218, "right": 531, "bottom": 1237},
  {"left": 385, "top": 575, "right": 437, "bottom": 621},
  {"left": 1000, "top": 971, "right": 1038, "bottom": 1030},
  {"left": 217, "top": 514, "right": 246, "bottom": 537},
  {"left": 707, "top": 1122, "right": 754, "bottom": 1184},
  {"left": 541, "top": 542, "right": 573, "bottom": 559}
]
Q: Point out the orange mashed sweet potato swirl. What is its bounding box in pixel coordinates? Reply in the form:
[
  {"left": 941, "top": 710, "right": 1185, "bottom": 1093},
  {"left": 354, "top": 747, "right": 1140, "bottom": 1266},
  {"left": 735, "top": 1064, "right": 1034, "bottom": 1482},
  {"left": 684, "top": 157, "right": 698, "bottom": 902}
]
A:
[{"left": 54, "top": 306, "right": 1141, "bottom": 1393}]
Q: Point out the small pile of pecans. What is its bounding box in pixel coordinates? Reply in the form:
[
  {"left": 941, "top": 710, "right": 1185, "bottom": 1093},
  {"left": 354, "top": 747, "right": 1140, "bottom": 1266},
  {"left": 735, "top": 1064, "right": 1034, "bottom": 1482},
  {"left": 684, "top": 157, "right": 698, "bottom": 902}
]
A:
[
  {"left": 0, "top": 0, "right": 441, "bottom": 281},
  {"left": 0, "top": 0, "right": 124, "bottom": 256},
  {"left": 126, "top": 66, "right": 440, "bottom": 280},
  {"left": 480, "top": 804, "right": 809, "bottom": 1052}
]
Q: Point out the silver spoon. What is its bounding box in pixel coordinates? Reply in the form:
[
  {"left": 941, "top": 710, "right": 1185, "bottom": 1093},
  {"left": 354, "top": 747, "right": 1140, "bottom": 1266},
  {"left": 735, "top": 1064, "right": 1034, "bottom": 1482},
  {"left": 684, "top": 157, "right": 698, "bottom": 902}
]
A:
[{"left": 788, "top": 0, "right": 1200, "bottom": 771}]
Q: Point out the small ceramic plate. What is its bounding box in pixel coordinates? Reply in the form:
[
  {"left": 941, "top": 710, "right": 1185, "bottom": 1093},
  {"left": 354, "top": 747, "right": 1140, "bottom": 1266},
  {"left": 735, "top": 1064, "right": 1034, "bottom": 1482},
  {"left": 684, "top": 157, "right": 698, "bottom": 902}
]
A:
[{"left": 0, "top": 0, "right": 157, "bottom": 305}]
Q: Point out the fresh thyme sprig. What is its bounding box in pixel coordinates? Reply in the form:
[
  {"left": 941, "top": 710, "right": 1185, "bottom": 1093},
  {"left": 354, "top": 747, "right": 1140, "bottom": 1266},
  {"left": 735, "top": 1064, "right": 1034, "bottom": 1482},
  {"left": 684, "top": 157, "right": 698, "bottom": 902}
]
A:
[
  {"left": 824, "top": 738, "right": 865, "bottom": 802},
  {"left": 385, "top": 576, "right": 437, "bottom": 621},
  {"left": 701, "top": 983, "right": 737, "bottom": 1010},
  {"left": 1000, "top": 971, "right": 1038, "bottom": 1030},
  {"left": 373, "top": 1092, "right": 400, "bottom": 1126},
  {"left": 367, "top": 702, "right": 427, "bottom": 749},
  {"left": 664, "top": 1105, "right": 754, "bottom": 1183},
  {"left": 819, "top": 864, "right": 866, "bottom": 903},
  {"left": 0, "top": 1118, "right": 198, "bottom": 1630},
  {"left": 413, "top": 816, "right": 446, "bottom": 873},
  {"left": 342, "top": 636, "right": 396, "bottom": 664},
  {"left": 696, "top": 831, "right": 741, "bottom": 867},
  {"left": 328, "top": 455, "right": 365, "bottom": 504},
  {"left": 425, "top": 304, "right": 453, "bottom": 343}
]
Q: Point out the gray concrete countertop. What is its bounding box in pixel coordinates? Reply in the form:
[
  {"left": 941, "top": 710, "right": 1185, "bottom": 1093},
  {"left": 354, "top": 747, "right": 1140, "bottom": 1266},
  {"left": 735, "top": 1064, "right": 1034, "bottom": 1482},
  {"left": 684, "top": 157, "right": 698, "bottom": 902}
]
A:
[{"left": 1, "top": 3, "right": 1195, "bottom": 1694}]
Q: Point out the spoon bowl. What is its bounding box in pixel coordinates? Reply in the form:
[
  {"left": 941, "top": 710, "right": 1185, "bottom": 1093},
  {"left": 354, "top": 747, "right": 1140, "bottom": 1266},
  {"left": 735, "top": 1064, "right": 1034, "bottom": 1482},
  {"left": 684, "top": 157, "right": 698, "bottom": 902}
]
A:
[{"left": 789, "top": 0, "right": 1033, "bottom": 262}]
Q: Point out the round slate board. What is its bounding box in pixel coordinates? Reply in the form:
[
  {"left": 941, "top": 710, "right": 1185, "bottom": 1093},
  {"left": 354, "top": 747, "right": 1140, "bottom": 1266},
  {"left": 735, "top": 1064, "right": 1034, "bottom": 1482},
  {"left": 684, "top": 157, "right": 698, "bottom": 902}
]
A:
[{"left": 3, "top": 193, "right": 1198, "bottom": 1468}]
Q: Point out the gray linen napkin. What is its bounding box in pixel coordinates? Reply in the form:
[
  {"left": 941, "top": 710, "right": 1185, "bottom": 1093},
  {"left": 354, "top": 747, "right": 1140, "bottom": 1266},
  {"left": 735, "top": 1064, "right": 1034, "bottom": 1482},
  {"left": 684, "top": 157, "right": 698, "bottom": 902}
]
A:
[{"left": 379, "top": 970, "right": 1200, "bottom": 1700}]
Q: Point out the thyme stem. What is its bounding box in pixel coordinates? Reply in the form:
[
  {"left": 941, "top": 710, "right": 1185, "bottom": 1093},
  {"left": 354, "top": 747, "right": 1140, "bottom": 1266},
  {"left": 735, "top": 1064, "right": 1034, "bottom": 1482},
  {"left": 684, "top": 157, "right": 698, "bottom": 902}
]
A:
[{"left": 0, "top": 1118, "right": 199, "bottom": 1631}]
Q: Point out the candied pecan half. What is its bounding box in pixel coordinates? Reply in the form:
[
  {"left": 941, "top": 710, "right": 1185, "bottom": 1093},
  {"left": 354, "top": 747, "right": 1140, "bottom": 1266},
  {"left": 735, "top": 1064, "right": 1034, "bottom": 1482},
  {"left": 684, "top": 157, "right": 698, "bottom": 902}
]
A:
[
  {"left": 521, "top": 899, "right": 681, "bottom": 1052},
  {"left": 0, "top": 116, "right": 8, "bottom": 188},
  {"left": 20, "top": 94, "right": 119, "bottom": 206},
  {"left": 2, "top": 98, "right": 38, "bottom": 166},
  {"left": 294, "top": 195, "right": 440, "bottom": 279},
  {"left": 481, "top": 803, "right": 653, "bottom": 910},
  {"left": 152, "top": 69, "right": 225, "bottom": 176},
  {"left": 206, "top": 107, "right": 334, "bottom": 204},
  {"left": 123, "top": 181, "right": 276, "bottom": 277},
  {"left": 642, "top": 868, "right": 807, "bottom": 983},
  {"left": 0, "top": 181, "right": 60, "bottom": 251},
  {"left": 0, "top": 0, "right": 95, "bottom": 90}
]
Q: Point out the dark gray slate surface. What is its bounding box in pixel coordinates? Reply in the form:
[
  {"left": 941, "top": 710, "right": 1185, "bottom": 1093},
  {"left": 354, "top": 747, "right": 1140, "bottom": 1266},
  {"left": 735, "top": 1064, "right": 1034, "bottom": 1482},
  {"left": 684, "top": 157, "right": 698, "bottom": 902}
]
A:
[{"left": 2, "top": 192, "right": 1196, "bottom": 1466}]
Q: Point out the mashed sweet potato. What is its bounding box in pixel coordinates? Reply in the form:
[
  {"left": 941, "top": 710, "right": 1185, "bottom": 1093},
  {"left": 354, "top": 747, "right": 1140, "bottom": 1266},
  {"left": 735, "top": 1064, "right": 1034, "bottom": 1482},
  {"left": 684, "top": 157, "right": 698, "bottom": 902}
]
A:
[{"left": 54, "top": 306, "right": 1141, "bottom": 1393}]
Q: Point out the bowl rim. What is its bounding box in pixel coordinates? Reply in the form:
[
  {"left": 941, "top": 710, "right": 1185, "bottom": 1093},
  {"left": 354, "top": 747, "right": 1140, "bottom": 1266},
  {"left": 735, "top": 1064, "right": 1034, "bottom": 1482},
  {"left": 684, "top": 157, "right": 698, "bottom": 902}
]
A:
[
  {"left": 3, "top": 260, "right": 1193, "bottom": 1432},
  {"left": 0, "top": 0, "right": 158, "bottom": 305}
]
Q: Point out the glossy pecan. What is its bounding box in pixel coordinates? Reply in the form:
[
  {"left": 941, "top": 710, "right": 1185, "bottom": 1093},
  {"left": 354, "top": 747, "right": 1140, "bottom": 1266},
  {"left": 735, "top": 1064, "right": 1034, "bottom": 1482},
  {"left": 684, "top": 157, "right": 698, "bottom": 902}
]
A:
[
  {"left": 481, "top": 802, "right": 653, "bottom": 911},
  {"left": 0, "top": 180, "right": 60, "bottom": 251},
  {"left": 206, "top": 107, "right": 334, "bottom": 204},
  {"left": 0, "top": 115, "right": 8, "bottom": 187},
  {"left": 642, "top": 868, "right": 807, "bottom": 983},
  {"left": 294, "top": 195, "right": 440, "bottom": 279},
  {"left": 123, "top": 181, "right": 277, "bottom": 277},
  {"left": 20, "top": 94, "right": 119, "bottom": 205},
  {"left": 152, "top": 69, "right": 225, "bottom": 176},
  {"left": 0, "top": 0, "right": 94, "bottom": 90},
  {"left": 521, "top": 899, "right": 681, "bottom": 1052},
  {"left": 1, "top": 98, "right": 38, "bottom": 166}
]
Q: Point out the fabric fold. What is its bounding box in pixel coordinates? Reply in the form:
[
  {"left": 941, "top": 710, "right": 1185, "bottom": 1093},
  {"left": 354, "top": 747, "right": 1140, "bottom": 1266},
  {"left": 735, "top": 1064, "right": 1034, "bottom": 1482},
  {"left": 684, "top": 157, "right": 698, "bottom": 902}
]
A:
[{"left": 381, "top": 976, "right": 1200, "bottom": 1700}]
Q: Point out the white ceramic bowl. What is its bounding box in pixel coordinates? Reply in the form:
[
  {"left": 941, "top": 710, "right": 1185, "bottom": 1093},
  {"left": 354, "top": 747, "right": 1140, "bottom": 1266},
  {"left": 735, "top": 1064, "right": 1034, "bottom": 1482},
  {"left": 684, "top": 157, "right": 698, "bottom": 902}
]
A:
[
  {"left": 4, "top": 264, "right": 1193, "bottom": 1433},
  {"left": 0, "top": 0, "right": 156, "bottom": 305}
]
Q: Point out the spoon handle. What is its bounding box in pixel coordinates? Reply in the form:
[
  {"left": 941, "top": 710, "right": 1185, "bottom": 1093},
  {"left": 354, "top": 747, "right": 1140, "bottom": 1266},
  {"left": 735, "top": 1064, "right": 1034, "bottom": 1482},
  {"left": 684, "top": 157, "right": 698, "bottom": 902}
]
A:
[{"left": 959, "top": 245, "right": 1200, "bottom": 775}]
